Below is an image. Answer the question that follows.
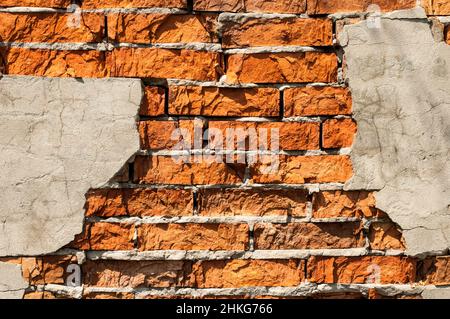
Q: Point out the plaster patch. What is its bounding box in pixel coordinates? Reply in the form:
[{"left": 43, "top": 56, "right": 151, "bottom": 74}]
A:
[
  {"left": 0, "top": 76, "right": 141, "bottom": 256},
  {"left": 0, "top": 262, "right": 27, "bottom": 299},
  {"left": 342, "top": 9, "right": 450, "bottom": 257}
]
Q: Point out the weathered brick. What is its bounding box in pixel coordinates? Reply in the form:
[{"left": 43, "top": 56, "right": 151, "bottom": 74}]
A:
[
  {"left": 226, "top": 52, "right": 337, "bottom": 84},
  {"left": 139, "top": 120, "right": 201, "bottom": 150},
  {"left": 250, "top": 155, "right": 353, "bottom": 184},
  {"left": 222, "top": 18, "right": 332, "bottom": 48},
  {"left": 418, "top": 257, "right": 450, "bottom": 285},
  {"left": 82, "top": 260, "right": 190, "bottom": 288},
  {"left": 140, "top": 86, "right": 165, "bottom": 117},
  {"left": 254, "top": 223, "right": 364, "bottom": 250},
  {"left": 284, "top": 86, "right": 352, "bottom": 117},
  {"left": 108, "top": 13, "right": 218, "bottom": 44},
  {"left": 194, "top": 0, "right": 306, "bottom": 13},
  {"left": 81, "top": 0, "right": 187, "bottom": 8},
  {"left": 24, "top": 291, "right": 57, "bottom": 299},
  {"left": 312, "top": 191, "right": 384, "bottom": 218},
  {"left": 322, "top": 118, "right": 357, "bottom": 149},
  {"left": 307, "top": 0, "right": 416, "bottom": 14},
  {"left": 0, "top": 13, "right": 104, "bottom": 43},
  {"left": 0, "top": 0, "right": 71, "bottom": 7},
  {"left": 108, "top": 48, "right": 221, "bottom": 81},
  {"left": 18, "top": 256, "right": 77, "bottom": 285},
  {"left": 169, "top": 86, "right": 279, "bottom": 117},
  {"left": 198, "top": 188, "right": 308, "bottom": 217},
  {"left": 308, "top": 256, "right": 416, "bottom": 284},
  {"left": 208, "top": 121, "right": 320, "bottom": 151},
  {"left": 83, "top": 292, "right": 134, "bottom": 299},
  {"left": 85, "top": 188, "right": 193, "bottom": 217},
  {"left": 134, "top": 155, "right": 245, "bottom": 185},
  {"left": 191, "top": 259, "right": 305, "bottom": 288},
  {"left": 1, "top": 48, "right": 108, "bottom": 77},
  {"left": 71, "top": 223, "right": 135, "bottom": 250},
  {"left": 446, "top": 25, "right": 450, "bottom": 44},
  {"left": 138, "top": 223, "right": 249, "bottom": 250},
  {"left": 369, "top": 222, "right": 406, "bottom": 251},
  {"left": 422, "top": 0, "right": 450, "bottom": 15}
]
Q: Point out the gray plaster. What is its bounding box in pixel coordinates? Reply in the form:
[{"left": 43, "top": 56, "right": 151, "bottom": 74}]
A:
[
  {"left": 0, "top": 76, "right": 141, "bottom": 256},
  {"left": 341, "top": 9, "right": 450, "bottom": 256},
  {"left": 0, "top": 262, "right": 27, "bottom": 299}
]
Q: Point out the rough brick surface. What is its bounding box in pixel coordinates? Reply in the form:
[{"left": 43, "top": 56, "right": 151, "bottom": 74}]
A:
[
  {"left": 284, "top": 86, "right": 352, "bottom": 117},
  {"left": 369, "top": 222, "right": 406, "bottom": 251},
  {"left": 137, "top": 223, "right": 249, "bottom": 250},
  {"left": 81, "top": 0, "right": 187, "bottom": 8},
  {"left": 198, "top": 189, "right": 308, "bottom": 217},
  {"left": 108, "top": 14, "right": 218, "bottom": 44},
  {"left": 140, "top": 86, "right": 166, "bottom": 116},
  {"left": 0, "top": 0, "right": 71, "bottom": 7},
  {"left": 139, "top": 120, "right": 200, "bottom": 150},
  {"left": 322, "top": 118, "right": 357, "bottom": 149},
  {"left": 86, "top": 188, "right": 193, "bottom": 217},
  {"left": 254, "top": 223, "right": 364, "bottom": 249},
  {"left": 169, "top": 86, "right": 279, "bottom": 117},
  {"left": 71, "top": 223, "right": 135, "bottom": 251},
  {"left": 194, "top": 0, "right": 306, "bottom": 13},
  {"left": 222, "top": 18, "right": 332, "bottom": 48},
  {"left": 307, "top": 0, "right": 416, "bottom": 14},
  {"left": 422, "top": 0, "right": 450, "bottom": 15},
  {"left": 418, "top": 257, "right": 450, "bottom": 285}
]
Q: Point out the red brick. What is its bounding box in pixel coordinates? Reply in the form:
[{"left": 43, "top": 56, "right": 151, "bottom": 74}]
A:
[
  {"left": 140, "top": 86, "right": 165, "bottom": 117},
  {"left": 422, "top": 0, "right": 450, "bottom": 15},
  {"left": 198, "top": 188, "right": 308, "bottom": 217},
  {"left": 194, "top": 0, "right": 306, "bottom": 13},
  {"left": 169, "top": 86, "right": 279, "bottom": 117},
  {"left": 0, "top": 0, "right": 71, "bottom": 7},
  {"left": 81, "top": 0, "right": 187, "bottom": 8},
  {"left": 208, "top": 121, "right": 320, "bottom": 151},
  {"left": 108, "top": 13, "right": 218, "bottom": 44},
  {"left": 307, "top": 0, "right": 416, "bottom": 14},
  {"left": 369, "top": 222, "right": 406, "bottom": 251},
  {"left": 133, "top": 155, "right": 245, "bottom": 185},
  {"left": 418, "top": 257, "right": 450, "bottom": 285},
  {"left": 108, "top": 48, "right": 221, "bottom": 81},
  {"left": 308, "top": 256, "right": 416, "bottom": 284},
  {"left": 85, "top": 188, "right": 193, "bottom": 217},
  {"left": 222, "top": 18, "right": 332, "bottom": 48},
  {"left": 284, "top": 86, "right": 352, "bottom": 117},
  {"left": 70, "top": 223, "right": 135, "bottom": 251},
  {"left": 191, "top": 259, "right": 305, "bottom": 288},
  {"left": 226, "top": 52, "right": 337, "bottom": 84},
  {"left": 137, "top": 223, "right": 249, "bottom": 250},
  {"left": 254, "top": 223, "right": 365, "bottom": 249},
  {"left": 322, "top": 118, "right": 357, "bottom": 149},
  {"left": 250, "top": 155, "right": 353, "bottom": 184}
]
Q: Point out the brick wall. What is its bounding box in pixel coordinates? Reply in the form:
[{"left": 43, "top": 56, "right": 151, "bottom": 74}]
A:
[{"left": 0, "top": 0, "right": 449, "bottom": 299}]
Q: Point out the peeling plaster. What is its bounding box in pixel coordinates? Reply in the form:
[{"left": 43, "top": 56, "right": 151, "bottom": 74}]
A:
[
  {"left": 0, "top": 262, "right": 27, "bottom": 299},
  {"left": 342, "top": 8, "right": 450, "bottom": 257},
  {"left": 0, "top": 76, "right": 141, "bottom": 256}
]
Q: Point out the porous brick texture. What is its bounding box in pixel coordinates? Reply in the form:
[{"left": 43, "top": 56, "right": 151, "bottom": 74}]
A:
[{"left": 0, "top": 0, "right": 449, "bottom": 300}]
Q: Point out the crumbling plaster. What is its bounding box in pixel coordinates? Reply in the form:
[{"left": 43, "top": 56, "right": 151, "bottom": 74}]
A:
[
  {"left": 0, "top": 76, "right": 141, "bottom": 256},
  {"left": 341, "top": 8, "right": 450, "bottom": 257}
]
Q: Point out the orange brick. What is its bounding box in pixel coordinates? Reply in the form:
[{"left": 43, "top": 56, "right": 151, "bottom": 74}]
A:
[
  {"left": 139, "top": 120, "right": 201, "bottom": 150},
  {"left": 322, "top": 118, "right": 357, "bottom": 149},
  {"left": 312, "top": 191, "right": 384, "bottom": 218},
  {"left": 81, "top": 0, "right": 187, "bottom": 8},
  {"left": 446, "top": 26, "right": 450, "bottom": 44},
  {"left": 222, "top": 18, "right": 332, "bottom": 48},
  {"left": 284, "top": 86, "right": 352, "bottom": 117},
  {"left": 418, "top": 257, "right": 450, "bottom": 285},
  {"left": 308, "top": 256, "right": 416, "bottom": 284},
  {"left": 422, "top": 0, "right": 450, "bottom": 15},
  {"left": 133, "top": 155, "right": 245, "bottom": 185},
  {"left": 82, "top": 260, "right": 190, "bottom": 288},
  {"left": 0, "top": 13, "right": 104, "bottom": 43},
  {"left": 85, "top": 188, "right": 193, "bottom": 217},
  {"left": 138, "top": 223, "right": 249, "bottom": 250},
  {"left": 109, "top": 48, "right": 221, "bottom": 81},
  {"left": 254, "top": 223, "right": 365, "bottom": 250},
  {"left": 1, "top": 48, "right": 108, "bottom": 77},
  {"left": 208, "top": 121, "right": 320, "bottom": 151},
  {"left": 0, "top": 0, "right": 71, "bottom": 7},
  {"left": 70, "top": 223, "right": 135, "bottom": 251},
  {"left": 140, "top": 86, "right": 165, "bottom": 117},
  {"left": 194, "top": 0, "right": 306, "bottom": 13},
  {"left": 198, "top": 188, "right": 308, "bottom": 217},
  {"left": 307, "top": 0, "right": 416, "bottom": 14},
  {"left": 369, "top": 222, "right": 406, "bottom": 251},
  {"left": 226, "top": 52, "right": 337, "bottom": 84},
  {"left": 83, "top": 292, "right": 135, "bottom": 299},
  {"left": 250, "top": 155, "right": 353, "bottom": 184},
  {"left": 191, "top": 259, "right": 305, "bottom": 288},
  {"left": 19, "top": 256, "right": 77, "bottom": 285},
  {"left": 108, "top": 13, "right": 218, "bottom": 44},
  {"left": 169, "top": 86, "right": 279, "bottom": 117}
]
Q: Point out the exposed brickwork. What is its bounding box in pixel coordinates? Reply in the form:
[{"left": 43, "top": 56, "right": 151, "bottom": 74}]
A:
[{"left": 0, "top": 0, "right": 446, "bottom": 300}]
